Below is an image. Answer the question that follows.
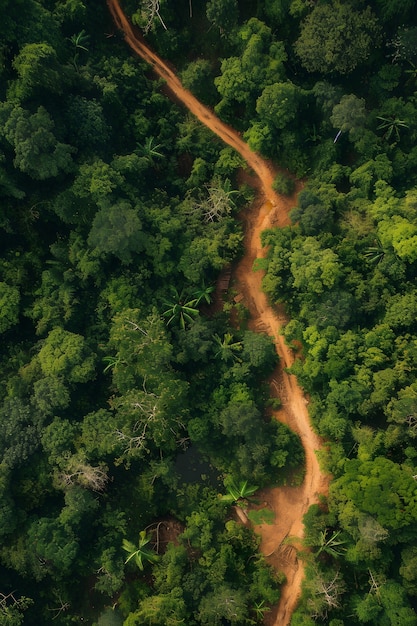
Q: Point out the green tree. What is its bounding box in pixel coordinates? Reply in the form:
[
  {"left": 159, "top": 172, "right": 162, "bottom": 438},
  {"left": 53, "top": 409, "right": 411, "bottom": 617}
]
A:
[
  {"left": 3, "top": 106, "right": 75, "bottom": 179},
  {"left": 122, "top": 530, "right": 160, "bottom": 571},
  {"left": 377, "top": 115, "right": 409, "bottom": 143},
  {"left": 220, "top": 479, "right": 259, "bottom": 504},
  {"left": 330, "top": 95, "right": 367, "bottom": 139},
  {"left": 0, "top": 282, "right": 19, "bottom": 333},
  {"left": 256, "top": 82, "right": 301, "bottom": 131},
  {"left": 290, "top": 237, "right": 341, "bottom": 295},
  {"left": 68, "top": 29, "right": 89, "bottom": 71},
  {"left": 11, "top": 42, "right": 65, "bottom": 100},
  {"left": 331, "top": 457, "right": 417, "bottom": 533},
  {"left": 162, "top": 287, "right": 199, "bottom": 329},
  {"left": 197, "top": 586, "right": 250, "bottom": 625},
  {"left": 0, "top": 592, "right": 33, "bottom": 626},
  {"left": 213, "top": 332, "right": 242, "bottom": 362},
  {"left": 206, "top": 0, "right": 239, "bottom": 34},
  {"left": 37, "top": 328, "right": 95, "bottom": 384},
  {"left": 88, "top": 200, "right": 146, "bottom": 263},
  {"left": 295, "top": 3, "right": 381, "bottom": 75}
]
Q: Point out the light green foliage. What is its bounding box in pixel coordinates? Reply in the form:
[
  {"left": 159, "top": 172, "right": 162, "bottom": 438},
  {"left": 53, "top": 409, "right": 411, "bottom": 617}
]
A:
[
  {"left": 11, "top": 42, "right": 64, "bottom": 100},
  {"left": 290, "top": 237, "right": 341, "bottom": 295},
  {"left": 124, "top": 588, "right": 186, "bottom": 625},
  {"left": 38, "top": 328, "right": 95, "bottom": 384},
  {"left": 332, "top": 457, "right": 417, "bottom": 532},
  {"left": 72, "top": 159, "right": 124, "bottom": 203},
  {"left": 378, "top": 215, "right": 417, "bottom": 263},
  {"left": 123, "top": 530, "right": 160, "bottom": 571},
  {"left": 384, "top": 290, "right": 417, "bottom": 330},
  {"left": 0, "top": 282, "right": 19, "bottom": 333},
  {"left": 107, "top": 308, "right": 173, "bottom": 392},
  {"left": 0, "top": 592, "right": 33, "bottom": 626},
  {"left": 295, "top": 3, "right": 381, "bottom": 74},
  {"left": 214, "top": 18, "right": 287, "bottom": 124},
  {"left": 350, "top": 155, "right": 393, "bottom": 196},
  {"left": 256, "top": 82, "right": 300, "bottom": 130},
  {"left": 220, "top": 478, "right": 259, "bottom": 503}
]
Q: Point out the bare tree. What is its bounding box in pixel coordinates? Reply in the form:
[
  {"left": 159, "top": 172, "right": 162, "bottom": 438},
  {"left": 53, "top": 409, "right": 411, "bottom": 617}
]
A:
[
  {"left": 133, "top": 0, "right": 168, "bottom": 34},
  {"left": 58, "top": 457, "right": 109, "bottom": 492},
  {"left": 194, "top": 178, "right": 238, "bottom": 223},
  {"left": 307, "top": 569, "right": 346, "bottom": 620}
]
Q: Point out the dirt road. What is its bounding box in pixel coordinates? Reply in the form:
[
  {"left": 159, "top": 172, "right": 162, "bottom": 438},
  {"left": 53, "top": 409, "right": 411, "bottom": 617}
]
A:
[{"left": 107, "top": 1, "right": 330, "bottom": 623}]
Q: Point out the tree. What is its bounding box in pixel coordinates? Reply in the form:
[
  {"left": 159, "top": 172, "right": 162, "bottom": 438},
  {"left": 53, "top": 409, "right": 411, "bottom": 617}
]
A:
[
  {"left": 213, "top": 332, "right": 242, "bottom": 362},
  {"left": 135, "top": 136, "right": 163, "bottom": 167},
  {"left": 314, "top": 530, "right": 347, "bottom": 558},
  {"left": 68, "top": 29, "right": 89, "bottom": 71},
  {"left": 214, "top": 18, "right": 287, "bottom": 124},
  {"left": 107, "top": 308, "right": 173, "bottom": 392},
  {"left": 206, "top": 0, "right": 239, "bottom": 35},
  {"left": 197, "top": 586, "right": 250, "bottom": 625},
  {"left": 220, "top": 479, "right": 259, "bottom": 504},
  {"left": 122, "top": 530, "right": 160, "bottom": 571},
  {"left": 131, "top": 0, "right": 168, "bottom": 34},
  {"left": 331, "top": 457, "right": 417, "bottom": 533},
  {"left": 37, "top": 327, "right": 95, "bottom": 384},
  {"left": 377, "top": 115, "right": 409, "bottom": 143},
  {"left": 330, "top": 95, "right": 367, "bottom": 139},
  {"left": 88, "top": 200, "right": 146, "bottom": 263},
  {"left": 0, "top": 592, "right": 33, "bottom": 626},
  {"left": 162, "top": 287, "right": 199, "bottom": 329},
  {"left": 290, "top": 237, "right": 341, "bottom": 295},
  {"left": 3, "top": 106, "right": 75, "bottom": 180},
  {"left": 295, "top": 3, "right": 381, "bottom": 75},
  {"left": 11, "top": 42, "right": 65, "bottom": 100},
  {"left": 256, "top": 82, "right": 301, "bottom": 131},
  {"left": 0, "top": 282, "right": 19, "bottom": 333},
  {"left": 124, "top": 588, "right": 186, "bottom": 625}
]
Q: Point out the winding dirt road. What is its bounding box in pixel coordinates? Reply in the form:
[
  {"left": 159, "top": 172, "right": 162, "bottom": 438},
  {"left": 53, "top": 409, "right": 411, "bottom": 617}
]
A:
[{"left": 107, "top": 1, "right": 330, "bottom": 623}]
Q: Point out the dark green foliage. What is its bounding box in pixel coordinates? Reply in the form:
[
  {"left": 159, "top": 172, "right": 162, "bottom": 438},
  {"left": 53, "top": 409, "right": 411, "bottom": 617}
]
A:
[{"left": 294, "top": 3, "right": 381, "bottom": 75}]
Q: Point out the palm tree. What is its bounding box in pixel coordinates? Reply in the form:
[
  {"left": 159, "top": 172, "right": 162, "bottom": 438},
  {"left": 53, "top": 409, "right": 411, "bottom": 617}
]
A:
[
  {"left": 377, "top": 115, "right": 409, "bottom": 143},
  {"left": 162, "top": 287, "right": 199, "bottom": 330},
  {"left": 102, "top": 355, "right": 125, "bottom": 374},
  {"left": 136, "top": 136, "right": 163, "bottom": 167},
  {"left": 68, "top": 30, "right": 89, "bottom": 71},
  {"left": 220, "top": 479, "right": 259, "bottom": 504},
  {"left": 122, "top": 530, "right": 160, "bottom": 571},
  {"left": 364, "top": 239, "right": 385, "bottom": 264},
  {"left": 213, "top": 332, "right": 242, "bottom": 362},
  {"left": 253, "top": 600, "right": 269, "bottom": 621},
  {"left": 192, "top": 281, "right": 215, "bottom": 306},
  {"left": 314, "top": 529, "right": 347, "bottom": 558}
]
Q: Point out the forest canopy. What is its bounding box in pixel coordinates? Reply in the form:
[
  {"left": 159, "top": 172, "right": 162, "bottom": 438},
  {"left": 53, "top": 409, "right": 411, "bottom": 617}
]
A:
[{"left": 0, "top": 0, "right": 417, "bottom": 624}]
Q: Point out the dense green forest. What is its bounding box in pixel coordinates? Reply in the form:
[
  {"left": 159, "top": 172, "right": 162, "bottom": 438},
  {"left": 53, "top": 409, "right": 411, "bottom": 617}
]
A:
[{"left": 1, "top": 0, "right": 417, "bottom": 624}]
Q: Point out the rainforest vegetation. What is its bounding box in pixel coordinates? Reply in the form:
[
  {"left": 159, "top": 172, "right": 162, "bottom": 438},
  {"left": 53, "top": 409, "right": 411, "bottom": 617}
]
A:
[{"left": 1, "top": 0, "right": 417, "bottom": 624}]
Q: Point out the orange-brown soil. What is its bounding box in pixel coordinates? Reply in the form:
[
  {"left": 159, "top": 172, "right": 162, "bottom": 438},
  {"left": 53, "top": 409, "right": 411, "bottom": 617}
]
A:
[{"left": 107, "top": 2, "right": 330, "bottom": 623}]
